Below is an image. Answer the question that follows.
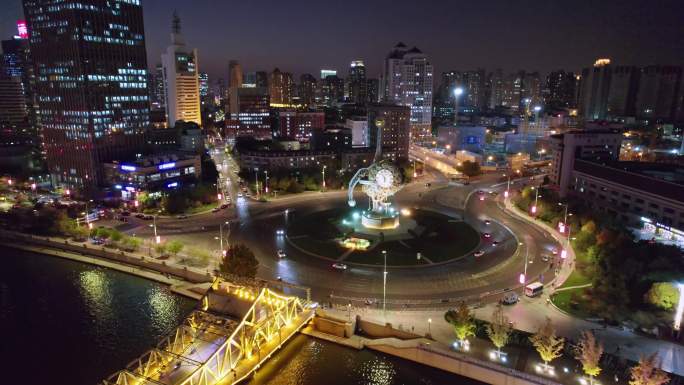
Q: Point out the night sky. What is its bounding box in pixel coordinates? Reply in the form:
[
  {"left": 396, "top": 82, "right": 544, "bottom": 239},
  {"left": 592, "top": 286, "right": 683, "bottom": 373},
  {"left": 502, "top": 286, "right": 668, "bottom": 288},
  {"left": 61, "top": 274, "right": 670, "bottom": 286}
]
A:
[{"left": 2, "top": 0, "right": 683, "bottom": 81}]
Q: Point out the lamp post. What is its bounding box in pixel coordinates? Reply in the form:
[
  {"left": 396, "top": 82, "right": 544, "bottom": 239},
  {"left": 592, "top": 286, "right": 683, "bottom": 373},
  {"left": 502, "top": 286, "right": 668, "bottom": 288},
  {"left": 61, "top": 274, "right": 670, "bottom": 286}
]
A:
[
  {"left": 453, "top": 87, "right": 464, "bottom": 126},
  {"left": 503, "top": 173, "right": 511, "bottom": 199},
  {"left": 428, "top": 318, "right": 432, "bottom": 336},
  {"left": 254, "top": 167, "right": 259, "bottom": 199},
  {"left": 321, "top": 165, "right": 327, "bottom": 190},
  {"left": 219, "top": 221, "right": 230, "bottom": 252},
  {"left": 382, "top": 250, "right": 388, "bottom": 319},
  {"left": 264, "top": 170, "right": 269, "bottom": 194},
  {"left": 412, "top": 159, "right": 417, "bottom": 178},
  {"left": 533, "top": 105, "right": 542, "bottom": 135},
  {"left": 153, "top": 212, "right": 160, "bottom": 244},
  {"left": 531, "top": 187, "right": 539, "bottom": 215},
  {"left": 518, "top": 241, "right": 529, "bottom": 289},
  {"left": 674, "top": 283, "right": 684, "bottom": 335}
]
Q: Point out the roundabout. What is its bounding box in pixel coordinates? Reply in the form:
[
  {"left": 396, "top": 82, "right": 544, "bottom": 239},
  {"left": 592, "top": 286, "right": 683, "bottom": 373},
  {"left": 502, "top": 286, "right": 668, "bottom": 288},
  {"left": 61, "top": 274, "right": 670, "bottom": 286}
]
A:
[{"left": 285, "top": 206, "right": 481, "bottom": 267}]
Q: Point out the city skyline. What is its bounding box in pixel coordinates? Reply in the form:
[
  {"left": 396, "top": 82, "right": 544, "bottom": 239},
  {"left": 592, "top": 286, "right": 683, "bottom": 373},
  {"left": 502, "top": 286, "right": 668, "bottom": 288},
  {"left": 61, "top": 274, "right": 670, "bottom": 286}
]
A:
[{"left": 3, "top": 0, "right": 684, "bottom": 81}]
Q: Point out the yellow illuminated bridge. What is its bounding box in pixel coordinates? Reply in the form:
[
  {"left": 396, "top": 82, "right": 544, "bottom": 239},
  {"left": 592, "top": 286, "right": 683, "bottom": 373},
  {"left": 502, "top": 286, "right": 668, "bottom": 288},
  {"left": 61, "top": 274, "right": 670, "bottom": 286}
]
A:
[{"left": 102, "top": 280, "right": 315, "bottom": 385}]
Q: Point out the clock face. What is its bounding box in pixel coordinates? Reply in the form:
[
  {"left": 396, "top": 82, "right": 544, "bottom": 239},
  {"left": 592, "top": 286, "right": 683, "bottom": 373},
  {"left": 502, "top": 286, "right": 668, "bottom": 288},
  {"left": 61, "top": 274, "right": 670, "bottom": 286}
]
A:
[{"left": 375, "top": 169, "right": 394, "bottom": 188}]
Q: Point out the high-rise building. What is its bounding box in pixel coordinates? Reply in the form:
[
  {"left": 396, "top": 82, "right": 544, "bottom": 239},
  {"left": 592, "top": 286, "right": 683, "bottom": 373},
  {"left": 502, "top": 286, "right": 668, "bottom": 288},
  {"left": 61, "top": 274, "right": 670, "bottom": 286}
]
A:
[
  {"left": 320, "top": 69, "right": 336, "bottom": 80},
  {"left": 348, "top": 60, "right": 367, "bottom": 104},
  {"left": 1, "top": 33, "right": 36, "bottom": 136},
  {"left": 579, "top": 59, "right": 612, "bottom": 120},
  {"left": 227, "top": 87, "right": 270, "bottom": 139},
  {"left": 0, "top": 75, "right": 28, "bottom": 133},
  {"left": 488, "top": 69, "right": 505, "bottom": 108},
  {"left": 23, "top": 0, "right": 150, "bottom": 192},
  {"left": 150, "top": 64, "right": 165, "bottom": 110},
  {"left": 381, "top": 43, "right": 433, "bottom": 140},
  {"left": 502, "top": 73, "right": 522, "bottom": 111},
  {"left": 606, "top": 66, "right": 639, "bottom": 118},
  {"left": 635, "top": 65, "right": 682, "bottom": 120},
  {"left": 269, "top": 68, "right": 293, "bottom": 106},
  {"left": 546, "top": 70, "right": 578, "bottom": 109},
  {"left": 299, "top": 73, "right": 316, "bottom": 107},
  {"left": 199, "top": 73, "right": 209, "bottom": 99},
  {"left": 161, "top": 12, "right": 201, "bottom": 128},
  {"left": 367, "top": 104, "right": 411, "bottom": 160},
  {"left": 318, "top": 75, "right": 344, "bottom": 106},
  {"left": 366, "top": 78, "right": 379, "bottom": 104},
  {"left": 228, "top": 60, "right": 243, "bottom": 89}
]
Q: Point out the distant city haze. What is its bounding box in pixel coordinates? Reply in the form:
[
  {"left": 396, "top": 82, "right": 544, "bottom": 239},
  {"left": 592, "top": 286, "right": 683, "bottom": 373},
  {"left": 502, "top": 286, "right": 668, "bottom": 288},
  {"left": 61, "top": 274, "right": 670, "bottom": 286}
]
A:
[{"left": 2, "top": 0, "right": 684, "bottom": 80}]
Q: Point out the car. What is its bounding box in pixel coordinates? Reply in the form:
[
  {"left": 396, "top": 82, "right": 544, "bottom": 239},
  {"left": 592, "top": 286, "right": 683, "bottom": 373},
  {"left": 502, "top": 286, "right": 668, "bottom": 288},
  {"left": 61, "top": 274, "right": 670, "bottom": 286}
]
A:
[
  {"left": 237, "top": 192, "right": 244, "bottom": 198},
  {"left": 276, "top": 229, "right": 285, "bottom": 236},
  {"left": 501, "top": 292, "right": 519, "bottom": 305},
  {"left": 176, "top": 215, "right": 188, "bottom": 219},
  {"left": 211, "top": 207, "right": 220, "bottom": 213},
  {"left": 332, "top": 263, "right": 348, "bottom": 270},
  {"left": 134, "top": 213, "right": 145, "bottom": 219},
  {"left": 90, "top": 237, "right": 105, "bottom": 245},
  {"left": 477, "top": 190, "right": 485, "bottom": 195},
  {"left": 479, "top": 195, "right": 485, "bottom": 201},
  {"left": 483, "top": 233, "right": 491, "bottom": 238},
  {"left": 551, "top": 248, "right": 558, "bottom": 255},
  {"left": 220, "top": 204, "right": 228, "bottom": 209},
  {"left": 484, "top": 219, "right": 491, "bottom": 225},
  {"left": 120, "top": 211, "right": 131, "bottom": 216},
  {"left": 142, "top": 215, "right": 153, "bottom": 220},
  {"left": 474, "top": 250, "right": 485, "bottom": 257},
  {"left": 492, "top": 241, "right": 499, "bottom": 247},
  {"left": 425, "top": 183, "right": 431, "bottom": 187},
  {"left": 277, "top": 249, "right": 286, "bottom": 259},
  {"left": 541, "top": 255, "right": 550, "bottom": 262}
]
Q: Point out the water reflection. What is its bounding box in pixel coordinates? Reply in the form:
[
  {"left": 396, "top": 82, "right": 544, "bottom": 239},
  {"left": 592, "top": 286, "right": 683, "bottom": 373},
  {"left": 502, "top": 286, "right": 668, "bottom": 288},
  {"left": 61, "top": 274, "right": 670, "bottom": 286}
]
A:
[
  {"left": 147, "top": 285, "right": 185, "bottom": 334},
  {"left": 79, "top": 269, "right": 113, "bottom": 322}
]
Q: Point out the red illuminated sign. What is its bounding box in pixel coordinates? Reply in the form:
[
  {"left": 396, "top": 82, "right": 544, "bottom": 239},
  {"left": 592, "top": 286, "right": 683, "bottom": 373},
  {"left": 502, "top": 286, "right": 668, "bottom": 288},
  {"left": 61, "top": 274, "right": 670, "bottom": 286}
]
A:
[{"left": 17, "top": 20, "right": 28, "bottom": 39}]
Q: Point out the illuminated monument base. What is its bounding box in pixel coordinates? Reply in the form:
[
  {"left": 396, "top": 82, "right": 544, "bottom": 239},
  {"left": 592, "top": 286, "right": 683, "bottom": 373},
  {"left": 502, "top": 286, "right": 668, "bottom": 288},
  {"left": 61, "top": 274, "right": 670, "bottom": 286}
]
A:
[{"left": 361, "top": 211, "right": 400, "bottom": 230}]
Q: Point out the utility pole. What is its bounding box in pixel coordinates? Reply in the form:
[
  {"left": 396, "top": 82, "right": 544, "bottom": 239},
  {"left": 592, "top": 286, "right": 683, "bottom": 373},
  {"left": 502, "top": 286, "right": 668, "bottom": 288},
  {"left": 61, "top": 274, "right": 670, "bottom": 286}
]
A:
[{"left": 382, "top": 250, "right": 387, "bottom": 319}]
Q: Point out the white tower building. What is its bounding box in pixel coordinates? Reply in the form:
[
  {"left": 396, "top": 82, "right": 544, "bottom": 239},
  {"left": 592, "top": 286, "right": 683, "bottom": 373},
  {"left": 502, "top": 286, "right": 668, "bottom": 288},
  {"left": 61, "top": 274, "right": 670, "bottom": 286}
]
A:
[{"left": 161, "top": 12, "right": 201, "bottom": 128}]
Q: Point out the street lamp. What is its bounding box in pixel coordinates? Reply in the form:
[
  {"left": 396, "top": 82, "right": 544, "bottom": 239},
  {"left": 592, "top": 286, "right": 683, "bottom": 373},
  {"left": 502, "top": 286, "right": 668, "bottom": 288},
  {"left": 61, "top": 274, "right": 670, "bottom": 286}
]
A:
[
  {"left": 218, "top": 221, "right": 230, "bottom": 252},
  {"left": 254, "top": 167, "right": 260, "bottom": 199},
  {"left": 453, "top": 87, "right": 464, "bottom": 126},
  {"left": 153, "top": 212, "right": 161, "bottom": 244},
  {"left": 382, "top": 250, "right": 388, "bottom": 319},
  {"left": 428, "top": 318, "right": 432, "bottom": 336},
  {"left": 264, "top": 170, "right": 269, "bottom": 194},
  {"left": 503, "top": 173, "right": 511, "bottom": 198},
  {"left": 321, "top": 165, "right": 326, "bottom": 190},
  {"left": 519, "top": 241, "right": 529, "bottom": 287},
  {"left": 674, "top": 283, "right": 684, "bottom": 333},
  {"left": 531, "top": 187, "right": 539, "bottom": 214}
]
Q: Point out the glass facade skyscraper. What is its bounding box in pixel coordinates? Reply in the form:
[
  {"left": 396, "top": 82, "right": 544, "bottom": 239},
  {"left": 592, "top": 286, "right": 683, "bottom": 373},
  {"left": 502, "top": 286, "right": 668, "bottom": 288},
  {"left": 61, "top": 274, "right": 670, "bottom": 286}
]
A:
[{"left": 22, "top": 0, "right": 149, "bottom": 193}]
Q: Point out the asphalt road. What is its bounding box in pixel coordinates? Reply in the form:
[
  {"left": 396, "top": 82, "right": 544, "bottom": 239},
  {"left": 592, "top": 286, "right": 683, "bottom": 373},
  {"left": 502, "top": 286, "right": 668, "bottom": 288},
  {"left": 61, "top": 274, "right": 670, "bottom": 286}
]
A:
[{"left": 126, "top": 169, "right": 560, "bottom": 307}]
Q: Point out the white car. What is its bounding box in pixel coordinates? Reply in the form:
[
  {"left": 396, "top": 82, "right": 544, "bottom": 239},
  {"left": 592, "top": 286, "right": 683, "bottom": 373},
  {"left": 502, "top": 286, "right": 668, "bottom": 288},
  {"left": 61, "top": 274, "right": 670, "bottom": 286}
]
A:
[
  {"left": 474, "top": 250, "right": 485, "bottom": 257},
  {"left": 501, "top": 292, "right": 519, "bottom": 305},
  {"left": 276, "top": 229, "right": 285, "bottom": 236},
  {"left": 277, "top": 250, "right": 286, "bottom": 259},
  {"left": 332, "top": 263, "right": 348, "bottom": 270},
  {"left": 483, "top": 233, "right": 491, "bottom": 238}
]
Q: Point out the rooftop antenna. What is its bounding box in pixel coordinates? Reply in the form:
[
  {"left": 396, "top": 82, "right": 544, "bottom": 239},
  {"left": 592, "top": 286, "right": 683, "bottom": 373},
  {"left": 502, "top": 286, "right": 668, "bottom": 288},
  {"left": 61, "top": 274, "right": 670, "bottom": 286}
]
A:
[{"left": 172, "top": 10, "right": 181, "bottom": 35}]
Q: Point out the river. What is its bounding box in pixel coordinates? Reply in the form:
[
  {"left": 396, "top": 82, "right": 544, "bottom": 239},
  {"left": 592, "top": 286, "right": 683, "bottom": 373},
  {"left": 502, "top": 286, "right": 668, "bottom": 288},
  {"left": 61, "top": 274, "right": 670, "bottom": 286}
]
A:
[{"left": 0, "top": 248, "right": 482, "bottom": 385}]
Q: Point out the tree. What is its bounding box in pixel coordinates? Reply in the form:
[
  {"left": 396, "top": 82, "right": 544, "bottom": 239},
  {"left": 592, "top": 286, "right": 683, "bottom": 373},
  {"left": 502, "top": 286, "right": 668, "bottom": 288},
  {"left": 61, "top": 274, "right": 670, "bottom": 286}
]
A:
[
  {"left": 219, "top": 243, "right": 259, "bottom": 279},
  {"left": 444, "top": 302, "right": 476, "bottom": 348},
  {"left": 486, "top": 304, "right": 512, "bottom": 356},
  {"left": 458, "top": 160, "right": 481, "bottom": 177},
  {"left": 154, "top": 242, "right": 167, "bottom": 255},
  {"left": 645, "top": 282, "right": 679, "bottom": 310},
  {"left": 121, "top": 236, "right": 142, "bottom": 251},
  {"left": 574, "top": 330, "right": 604, "bottom": 384},
  {"left": 629, "top": 353, "right": 670, "bottom": 385},
  {"left": 109, "top": 229, "right": 123, "bottom": 242},
  {"left": 166, "top": 240, "right": 184, "bottom": 256},
  {"left": 529, "top": 317, "right": 565, "bottom": 369}
]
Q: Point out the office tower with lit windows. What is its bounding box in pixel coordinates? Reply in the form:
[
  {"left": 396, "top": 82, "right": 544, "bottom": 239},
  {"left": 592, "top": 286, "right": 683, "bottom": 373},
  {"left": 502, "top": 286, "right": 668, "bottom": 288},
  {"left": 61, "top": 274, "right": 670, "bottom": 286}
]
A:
[
  {"left": 320, "top": 69, "right": 336, "bottom": 80},
  {"left": 488, "top": 69, "right": 505, "bottom": 108},
  {"left": 1, "top": 28, "right": 36, "bottom": 136},
  {"left": 367, "top": 104, "right": 410, "bottom": 160},
  {"left": 161, "top": 12, "right": 201, "bottom": 128},
  {"left": 227, "top": 87, "right": 271, "bottom": 139},
  {"left": 269, "top": 68, "right": 293, "bottom": 106},
  {"left": 546, "top": 70, "right": 578, "bottom": 109},
  {"left": 366, "top": 78, "right": 379, "bottom": 104},
  {"left": 381, "top": 43, "right": 433, "bottom": 140},
  {"left": 348, "top": 60, "right": 367, "bottom": 104},
  {"left": 150, "top": 64, "right": 165, "bottom": 110},
  {"left": 22, "top": 0, "right": 150, "bottom": 192},
  {"left": 199, "top": 73, "right": 209, "bottom": 99},
  {"left": 299, "top": 73, "right": 316, "bottom": 107},
  {"left": 318, "top": 74, "right": 344, "bottom": 106}
]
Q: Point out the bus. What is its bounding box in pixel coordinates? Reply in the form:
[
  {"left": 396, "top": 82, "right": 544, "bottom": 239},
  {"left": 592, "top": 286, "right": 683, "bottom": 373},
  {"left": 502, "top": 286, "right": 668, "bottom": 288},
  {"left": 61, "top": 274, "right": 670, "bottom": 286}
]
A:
[{"left": 524, "top": 282, "right": 544, "bottom": 297}]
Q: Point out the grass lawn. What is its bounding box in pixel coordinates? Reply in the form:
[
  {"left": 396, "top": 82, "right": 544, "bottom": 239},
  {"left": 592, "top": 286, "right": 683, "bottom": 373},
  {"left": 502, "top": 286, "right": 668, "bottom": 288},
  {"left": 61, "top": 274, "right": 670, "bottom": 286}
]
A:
[
  {"left": 551, "top": 288, "right": 592, "bottom": 318},
  {"left": 185, "top": 202, "right": 219, "bottom": 215},
  {"left": 558, "top": 268, "right": 591, "bottom": 289}
]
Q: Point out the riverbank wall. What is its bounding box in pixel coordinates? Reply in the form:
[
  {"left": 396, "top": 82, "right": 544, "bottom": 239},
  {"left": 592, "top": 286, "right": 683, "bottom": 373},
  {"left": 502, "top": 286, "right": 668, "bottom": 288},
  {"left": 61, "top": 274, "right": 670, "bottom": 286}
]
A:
[
  {"left": 305, "top": 310, "right": 561, "bottom": 385},
  {"left": 0, "top": 230, "right": 211, "bottom": 300}
]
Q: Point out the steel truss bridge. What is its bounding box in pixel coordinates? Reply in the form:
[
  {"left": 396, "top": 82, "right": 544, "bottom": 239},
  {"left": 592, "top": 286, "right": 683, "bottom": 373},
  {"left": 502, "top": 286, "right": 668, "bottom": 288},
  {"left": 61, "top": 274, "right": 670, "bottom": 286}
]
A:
[{"left": 102, "top": 281, "right": 314, "bottom": 385}]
